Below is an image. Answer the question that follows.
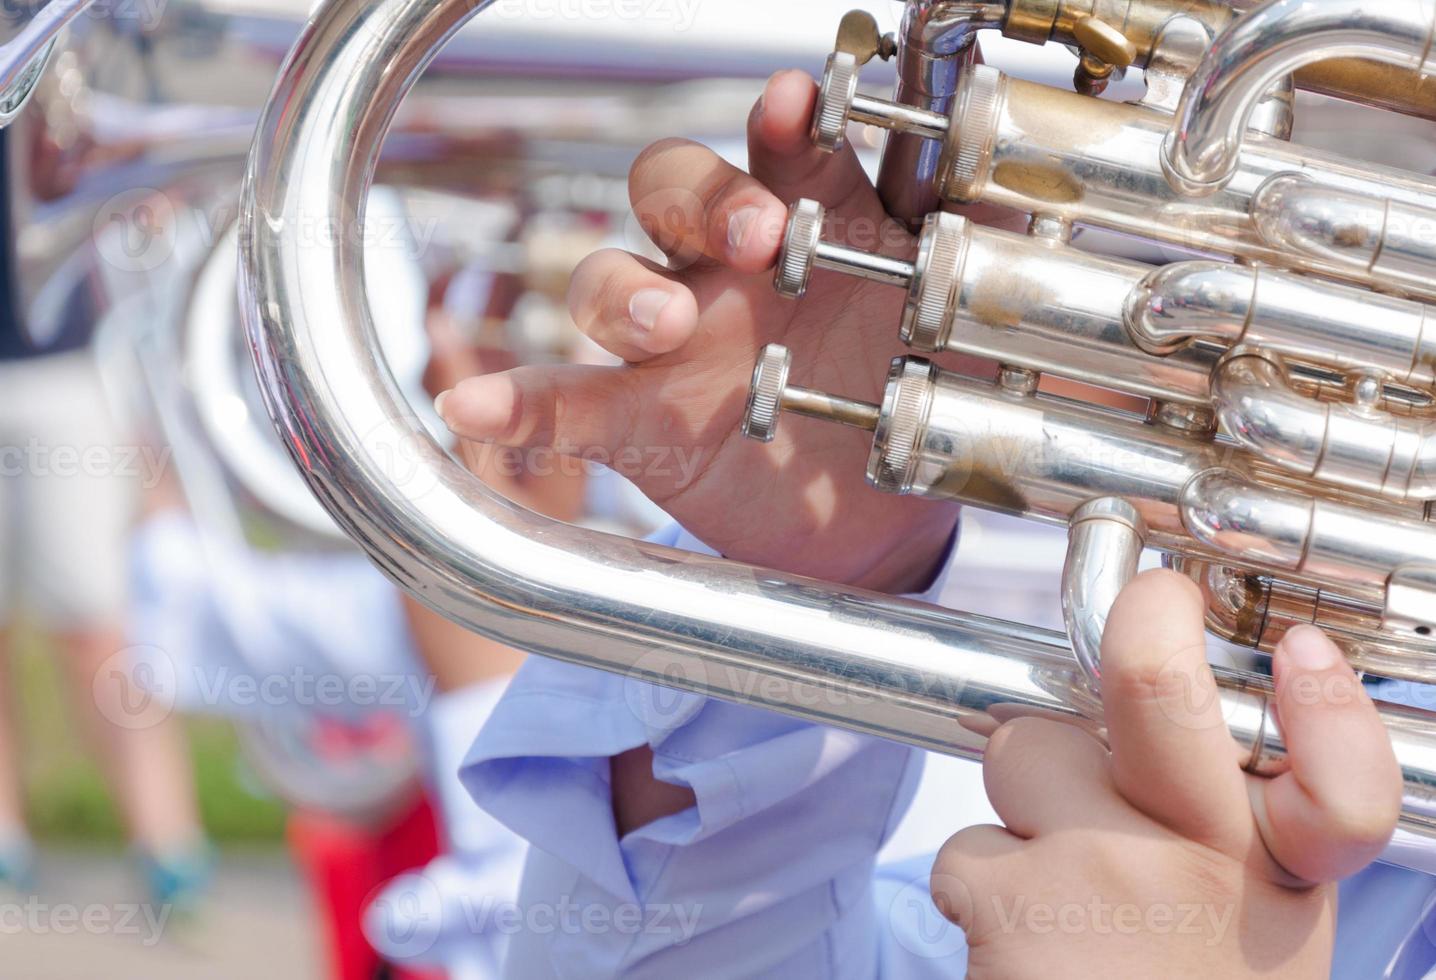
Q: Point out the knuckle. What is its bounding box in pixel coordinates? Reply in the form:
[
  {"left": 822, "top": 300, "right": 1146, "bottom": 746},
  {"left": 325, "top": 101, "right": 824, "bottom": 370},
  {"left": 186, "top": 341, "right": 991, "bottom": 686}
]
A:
[
  {"left": 1105, "top": 648, "right": 1224, "bottom": 735},
  {"left": 629, "top": 137, "right": 700, "bottom": 199},
  {"left": 931, "top": 839, "right": 979, "bottom": 927},
  {"left": 1101, "top": 648, "right": 1170, "bottom": 705}
]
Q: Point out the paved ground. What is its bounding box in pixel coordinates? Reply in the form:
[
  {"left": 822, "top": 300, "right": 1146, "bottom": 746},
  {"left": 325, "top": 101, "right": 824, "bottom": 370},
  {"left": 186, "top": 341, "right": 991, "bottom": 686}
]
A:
[{"left": 0, "top": 848, "right": 320, "bottom": 979}]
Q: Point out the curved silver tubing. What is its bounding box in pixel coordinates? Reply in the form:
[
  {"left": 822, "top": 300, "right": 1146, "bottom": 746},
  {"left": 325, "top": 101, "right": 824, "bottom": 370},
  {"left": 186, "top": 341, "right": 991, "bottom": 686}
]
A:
[
  {"left": 240, "top": 0, "right": 1436, "bottom": 853},
  {"left": 1214, "top": 355, "right": 1436, "bottom": 503},
  {"left": 1173, "top": 558, "right": 1436, "bottom": 684},
  {"left": 1177, "top": 468, "right": 1432, "bottom": 597},
  {"left": 1165, "top": 0, "right": 1436, "bottom": 191},
  {"left": 1126, "top": 260, "right": 1436, "bottom": 393},
  {"left": 0, "top": 0, "right": 94, "bottom": 123},
  {"left": 1251, "top": 176, "right": 1436, "bottom": 298},
  {"left": 1062, "top": 499, "right": 1147, "bottom": 693}
]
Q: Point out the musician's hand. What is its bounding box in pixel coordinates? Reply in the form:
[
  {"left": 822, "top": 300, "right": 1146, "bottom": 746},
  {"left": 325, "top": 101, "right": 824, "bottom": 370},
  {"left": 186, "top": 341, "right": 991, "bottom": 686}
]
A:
[
  {"left": 435, "top": 71, "right": 963, "bottom": 592},
  {"left": 933, "top": 570, "right": 1400, "bottom": 979}
]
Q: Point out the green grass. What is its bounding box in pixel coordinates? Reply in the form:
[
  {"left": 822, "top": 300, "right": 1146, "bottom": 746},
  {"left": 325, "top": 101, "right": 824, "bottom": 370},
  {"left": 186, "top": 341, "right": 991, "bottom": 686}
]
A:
[{"left": 16, "top": 633, "right": 287, "bottom": 846}]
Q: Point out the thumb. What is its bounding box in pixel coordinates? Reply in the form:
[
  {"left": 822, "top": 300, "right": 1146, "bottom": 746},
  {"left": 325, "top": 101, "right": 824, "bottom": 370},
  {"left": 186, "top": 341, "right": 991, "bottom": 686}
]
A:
[{"left": 1253, "top": 626, "right": 1400, "bottom": 883}]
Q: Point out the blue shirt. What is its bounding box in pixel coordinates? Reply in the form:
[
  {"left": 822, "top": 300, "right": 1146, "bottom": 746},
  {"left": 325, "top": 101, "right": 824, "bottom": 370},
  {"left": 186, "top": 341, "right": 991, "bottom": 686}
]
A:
[
  {"left": 459, "top": 523, "right": 970, "bottom": 977},
  {"left": 460, "top": 522, "right": 1436, "bottom": 978}
]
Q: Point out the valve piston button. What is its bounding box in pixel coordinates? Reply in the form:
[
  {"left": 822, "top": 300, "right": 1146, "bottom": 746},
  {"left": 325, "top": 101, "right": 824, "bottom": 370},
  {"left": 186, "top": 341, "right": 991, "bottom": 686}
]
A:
[{"left": 812, "top": 51, "right": 860, "bottom": 153}]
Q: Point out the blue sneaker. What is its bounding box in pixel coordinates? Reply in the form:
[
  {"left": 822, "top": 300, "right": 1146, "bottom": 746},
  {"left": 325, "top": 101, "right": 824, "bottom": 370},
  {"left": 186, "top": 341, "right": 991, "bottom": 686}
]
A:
[
  {"left": 135, "top": 841, "right": 215, "bottom": 912},
  {"left": 0, "top": 837, "right": 36, "bottom": 894}
]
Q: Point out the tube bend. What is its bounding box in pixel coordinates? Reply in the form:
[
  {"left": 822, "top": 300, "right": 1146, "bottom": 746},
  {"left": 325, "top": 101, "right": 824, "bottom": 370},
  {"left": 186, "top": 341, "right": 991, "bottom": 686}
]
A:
[
  {"left": 1164, "top": 0, "right": 1436, "bottom": 191},
  {"left": 1125, "top": 262, "right": 1256, "bottom": 356},
  {"left": 1061, "top": 499, "right": 1147, "bottom": 693},
  {"left": 1214, "top": 355, "right": 1436, "bottom": 502},
  {"left": 1212, "top": 356, "right": 1327, "bottom": 477},
  {"left": 237, "top": 0, "right": 1110, "bottom": 760}
]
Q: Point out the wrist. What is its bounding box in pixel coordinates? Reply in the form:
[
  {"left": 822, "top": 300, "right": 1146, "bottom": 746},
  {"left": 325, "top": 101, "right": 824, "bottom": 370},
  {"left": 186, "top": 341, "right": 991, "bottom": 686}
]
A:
[{"left": 851, "top": 501, "right": 961, "bottom": 595}]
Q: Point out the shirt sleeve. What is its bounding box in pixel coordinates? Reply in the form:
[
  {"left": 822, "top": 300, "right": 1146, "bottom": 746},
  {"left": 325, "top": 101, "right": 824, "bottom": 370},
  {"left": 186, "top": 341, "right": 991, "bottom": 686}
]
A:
[
  {"left": 459, "top": 521, "right": 967, "bottom": 979},
  {"left": 126, "top": 513, "right": 421, "bottom": 721}
]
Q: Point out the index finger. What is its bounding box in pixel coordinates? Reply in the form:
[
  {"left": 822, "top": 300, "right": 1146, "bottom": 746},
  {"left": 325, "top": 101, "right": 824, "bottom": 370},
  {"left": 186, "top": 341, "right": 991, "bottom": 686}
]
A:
[{"left": 1101, "top": 569, "right": 1253, "bottom": 847}]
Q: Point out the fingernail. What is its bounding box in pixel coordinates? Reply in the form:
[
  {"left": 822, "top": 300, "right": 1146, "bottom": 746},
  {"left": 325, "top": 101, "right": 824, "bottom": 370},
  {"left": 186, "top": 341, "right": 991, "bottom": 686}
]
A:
[
  {"left": 628, "top": 289, "right": 671, "bottom": 331},
  {"left": 433, "top": 390, "right": 450, "bottom": 421},
  {"left": 728, "top": 206, "right": 762, "bottom": 253},
  {"left": 1282, "top": 625, "right": 1342, "bottom": 672}
]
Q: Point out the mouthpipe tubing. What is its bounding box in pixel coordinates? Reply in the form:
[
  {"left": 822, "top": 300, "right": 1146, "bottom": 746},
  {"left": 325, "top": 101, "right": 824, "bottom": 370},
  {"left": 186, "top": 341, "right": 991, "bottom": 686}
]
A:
[
  {"left": 823, "top": 59, "right": 1436, "bottom": 303},
  {"left": 1164, "top": 0, "right": 1436, "bottom": 192}
]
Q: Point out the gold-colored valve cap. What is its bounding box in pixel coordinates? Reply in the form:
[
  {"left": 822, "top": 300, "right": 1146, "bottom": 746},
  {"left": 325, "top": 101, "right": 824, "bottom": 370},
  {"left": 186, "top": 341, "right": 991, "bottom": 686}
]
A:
[{"left": 1073, "top": 16, "right": 1137, "bottom": 70}]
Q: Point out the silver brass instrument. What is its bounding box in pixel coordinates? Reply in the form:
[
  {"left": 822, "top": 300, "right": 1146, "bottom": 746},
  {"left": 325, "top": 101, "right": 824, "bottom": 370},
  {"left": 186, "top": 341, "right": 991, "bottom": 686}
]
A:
[{"left": 239, "top": 0, "right": 1436, "bottom": 870}]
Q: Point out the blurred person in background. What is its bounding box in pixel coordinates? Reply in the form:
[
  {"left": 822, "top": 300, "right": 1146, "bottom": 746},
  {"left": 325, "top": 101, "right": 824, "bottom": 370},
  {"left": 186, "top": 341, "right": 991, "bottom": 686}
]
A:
[
  {"left": 0, "top": 123, "right": 211, "bottom": 906},
  {"left": 125, "top": 204, "right": 650, "bottom": 977},
  {"left": 367, "top": 212, "right": 664, "bottom": 979}
]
